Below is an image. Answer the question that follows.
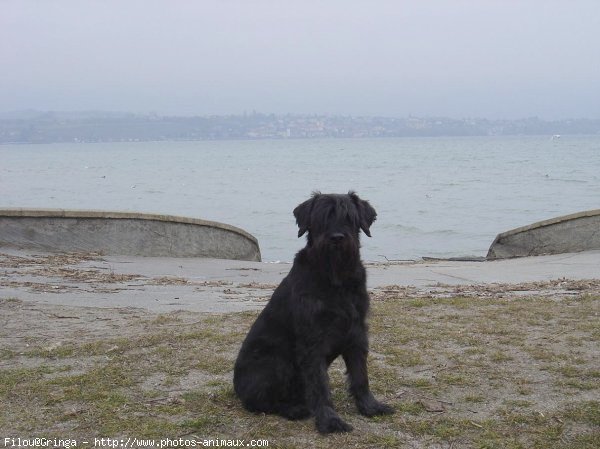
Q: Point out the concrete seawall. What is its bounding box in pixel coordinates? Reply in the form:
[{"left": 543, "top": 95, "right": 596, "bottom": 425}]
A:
[
  {"left": 487, "top": 209, "right": 600, "bottom": 259},
  {"left": 0, "top": 209, "right": 261, "bottom": 261}
]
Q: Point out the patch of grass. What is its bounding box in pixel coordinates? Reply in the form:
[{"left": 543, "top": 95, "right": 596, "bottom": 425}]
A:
[
  {"left": 380, "top": 347, "right": 423, "bottom": 367},
  {"left": 395, "top": 400, "right": 425, "bottom": 415},
  {"left": 502, "top": 399, "right": 533, "bottom": 408},
  {"left": 435, "top": 371, "right": 475, "bottom": 387},
  {"left": 561, "top": 401, "right": 600, "bottom": 425},
  {"left": 489, "top": 350, "right": 514, "bottom": 363},
  {"left": 553, "top": 366, "right": 600, "bottom": 391},
  {"left": 559, "top": 366, "right": 600, "bottom": 379},
  {"left": 2, "top": 289, "right": 599, "bottom": 448},
  {"left": 464, "top": 394, "right": 486, "bottom": 403},
  {"left": 181, "top": 388, "right": 235, "bottom": 433},
  {"left": 362, "top": 433, "right": 404, "bottom": 448},
  {"left": 396, "top": 416, "right": 472, "bottom": 440},
  {"left": 29, "top": 344, "right": 78, "bottom": 358},
  {"left": 458, "top": 336, "right": 487, "bottom": 348},
  {"left": 406, "top": 298, "right": 429, "bottom": 308},
  {"left": 0, "top": 348, "right": 17, "bottom": 360},
  {"left": 148, "top": 314, "right": 183, "bottom": 325},
  {"left": 195, "top": 353, "right": 233, "bottom": 375},
  {"left": 0, "top": 365, "right": 72, "bottom": 397},
  {"left": 50, "top": 364, "right": 137, "bottom": 402},
  {"left": 563, "top": 432, "right": 600, "bottom": 449},
  {"left": 525, "top": 346, "right": 559, "bottom": 362}
]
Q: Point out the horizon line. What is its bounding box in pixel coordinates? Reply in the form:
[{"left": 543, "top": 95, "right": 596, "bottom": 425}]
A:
[{"left": 2, "top": 109, "right": 600, "bottom": 122}]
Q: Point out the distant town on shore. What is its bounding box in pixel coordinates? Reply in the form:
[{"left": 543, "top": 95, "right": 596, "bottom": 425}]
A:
[{"left": 1, "top": 110, "right": 599, "bottom": 144}]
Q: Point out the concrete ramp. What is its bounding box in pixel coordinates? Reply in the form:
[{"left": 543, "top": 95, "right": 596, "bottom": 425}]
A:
[
  {"left": 0, "top": 209, "right": 261, "bottom": 261},
  {"left": 487, "top": 209, "right": 600, "bottom": 259}
]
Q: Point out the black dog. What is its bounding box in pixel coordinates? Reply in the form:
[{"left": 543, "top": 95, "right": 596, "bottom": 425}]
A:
[{"left": 233, "top": 191, "right": 393, "bottom": 433}]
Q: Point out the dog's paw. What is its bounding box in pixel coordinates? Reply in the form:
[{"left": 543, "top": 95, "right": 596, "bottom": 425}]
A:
[
  {"left": 316, "top": 408, "right": 353, "bottom": 434},
  {"left": 281, "top": 405, "right": 311, "bottom": 421},
  {"left": 357, "top": 398, "right": 395, "bottom": 417}
]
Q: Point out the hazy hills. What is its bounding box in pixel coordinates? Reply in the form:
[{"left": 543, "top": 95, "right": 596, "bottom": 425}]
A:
[{"left": 1, "top": 111, "right": 599, "bottom": 144}]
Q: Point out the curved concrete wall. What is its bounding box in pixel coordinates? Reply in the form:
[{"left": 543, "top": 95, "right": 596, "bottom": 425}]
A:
[
  {"left": 0, "top": 209, "right": 261, "bottom": 261},
  {"left": 487, "top": 209, "right": 600, "bottom": 259}
]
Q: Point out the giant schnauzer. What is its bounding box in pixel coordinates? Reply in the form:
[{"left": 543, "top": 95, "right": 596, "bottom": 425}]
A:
[{"left": 234, "top": 191, "right": 393, "bottom": 433}]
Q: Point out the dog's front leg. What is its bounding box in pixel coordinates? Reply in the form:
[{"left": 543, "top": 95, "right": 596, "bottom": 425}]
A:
[
  {"left": 343, "top": 344, "right": 394, "bottom": 417},
  {"left": 299, "top": 353, "right": 353, "bottom": 433}
]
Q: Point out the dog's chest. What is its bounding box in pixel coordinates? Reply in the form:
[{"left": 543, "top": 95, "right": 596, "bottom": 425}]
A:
[{"left": 313, "top": 288, "right": 366, "bottom": 334}]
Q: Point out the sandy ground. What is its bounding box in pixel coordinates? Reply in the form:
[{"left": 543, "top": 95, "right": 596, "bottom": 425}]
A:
[
  {"left": 2, "top": 248, "right": 600, "bottom": 313},
  {"left": 1, "top": 250, "right": 599, "bottom": 448}
]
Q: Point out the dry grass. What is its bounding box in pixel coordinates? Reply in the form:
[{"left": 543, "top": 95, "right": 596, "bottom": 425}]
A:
[{"left": 1, "top": 279, "right": 599, "bottom": 448}]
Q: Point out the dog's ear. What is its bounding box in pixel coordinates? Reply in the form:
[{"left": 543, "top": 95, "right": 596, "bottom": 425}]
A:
[
  {"left": 293, "top": 192, "right": 319, "bottom": 237},
  {"left": 350, "top": 191, "right": 377, "bottom": 237}
]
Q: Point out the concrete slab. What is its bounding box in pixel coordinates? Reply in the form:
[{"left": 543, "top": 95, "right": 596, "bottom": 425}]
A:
[
  {"left": 1, "top": 249, "right": 599, "bottom": 314},
  {"left": 0, "top": 208, "right": 261, "bottom": 261},
  {"left": 368, "top": 250, "right": 600, "bottom": 287},
  {"left": 487, "top": 209, "right": 600, "bottom": 259}
]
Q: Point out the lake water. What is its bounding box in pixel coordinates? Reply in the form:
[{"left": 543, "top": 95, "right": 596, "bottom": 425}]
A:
[{"left": 2, "top": 136, "right": 599, "bottom": 262}]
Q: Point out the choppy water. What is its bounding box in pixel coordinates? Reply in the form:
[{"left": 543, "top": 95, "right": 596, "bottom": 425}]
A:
[{"left": 2, "top": 136, "right": 599, "bottom": 262}]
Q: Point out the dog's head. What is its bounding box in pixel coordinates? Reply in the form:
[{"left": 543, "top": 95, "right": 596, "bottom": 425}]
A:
[
  {"left": 294, "top": 191, "right": 377, "bottom": 241},
  {"left": 293, "top": 192, "right": 376, "bottom": 282}
]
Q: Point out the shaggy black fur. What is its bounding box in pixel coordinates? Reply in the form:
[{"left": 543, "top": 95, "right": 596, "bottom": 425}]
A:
[{"left": 233, "top": 192, "right": 393, "bottom": 433}]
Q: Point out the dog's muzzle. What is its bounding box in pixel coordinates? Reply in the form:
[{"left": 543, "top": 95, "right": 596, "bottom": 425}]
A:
[{"left": 329, "top": 233, "right": 345, "bottom": 244}]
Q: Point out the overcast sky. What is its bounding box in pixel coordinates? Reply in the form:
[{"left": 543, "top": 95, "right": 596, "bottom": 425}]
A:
[{"left": 2, "top": 1, "right": 599, "bottom": 119}]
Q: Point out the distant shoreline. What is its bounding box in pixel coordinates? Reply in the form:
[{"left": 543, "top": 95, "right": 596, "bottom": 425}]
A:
[
  {"left": 1, "top": 111, "right": 599, "bottom": 144},
  {"left": 5, "top": 136, "right": 600, "bottom": 149},
  {"left": 4, "top": 133, "right": 600, "bottom": 146}
]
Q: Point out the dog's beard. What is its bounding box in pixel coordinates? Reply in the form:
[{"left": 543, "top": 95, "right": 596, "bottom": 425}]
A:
[{"left": 310, "top": 235, "right": 360, "bottom": 286}]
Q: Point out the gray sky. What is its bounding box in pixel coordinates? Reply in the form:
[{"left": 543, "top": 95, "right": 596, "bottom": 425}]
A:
[{"left": 2, "top": 0, "right": 599, "bottom": 119}]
